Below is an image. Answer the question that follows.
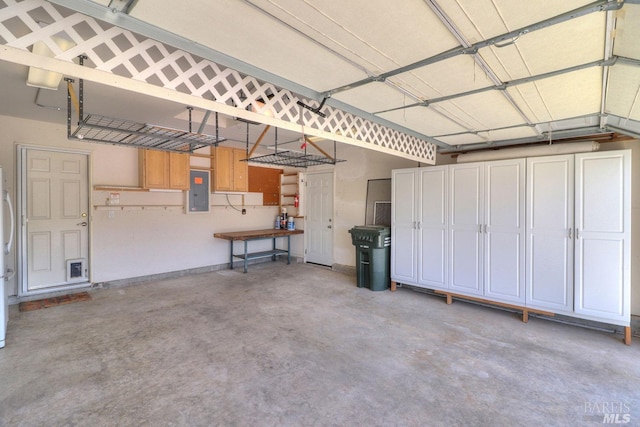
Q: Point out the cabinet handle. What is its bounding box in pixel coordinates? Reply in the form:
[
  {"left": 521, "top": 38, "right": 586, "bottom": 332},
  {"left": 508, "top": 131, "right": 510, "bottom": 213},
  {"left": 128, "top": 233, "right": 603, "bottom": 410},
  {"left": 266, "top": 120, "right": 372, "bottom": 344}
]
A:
[
  {"left": 478, "top": 224, "right": 482, "bottom": 233},
  {"left": 576, "top": 228, "right": 580, "bottom": 239},
  {"left": 568, "top": 228, "right": 572, "bottom": 239}
]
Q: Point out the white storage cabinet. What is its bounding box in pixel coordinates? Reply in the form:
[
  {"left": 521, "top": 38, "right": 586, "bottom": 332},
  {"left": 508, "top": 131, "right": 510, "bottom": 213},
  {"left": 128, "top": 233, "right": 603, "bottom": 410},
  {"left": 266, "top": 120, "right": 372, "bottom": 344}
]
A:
[
  {"left": 526, "top": 151, "right": 631, "bottom": 325},
  {"left": 392, "top": 150, "right": 631, "bottom": 338},
  {"left": 391, "top": 167, "right": 448, "bottom": 290},
  {"left": 449, "top": 159, "right": 525, "bottom": 304}
]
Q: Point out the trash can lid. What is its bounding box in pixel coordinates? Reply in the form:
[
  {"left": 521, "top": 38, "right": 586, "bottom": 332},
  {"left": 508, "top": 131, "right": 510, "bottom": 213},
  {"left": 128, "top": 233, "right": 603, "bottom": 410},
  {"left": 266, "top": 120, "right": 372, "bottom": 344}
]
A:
[{"left": 348, "top": 225, "right": 390, "bottom": 235}]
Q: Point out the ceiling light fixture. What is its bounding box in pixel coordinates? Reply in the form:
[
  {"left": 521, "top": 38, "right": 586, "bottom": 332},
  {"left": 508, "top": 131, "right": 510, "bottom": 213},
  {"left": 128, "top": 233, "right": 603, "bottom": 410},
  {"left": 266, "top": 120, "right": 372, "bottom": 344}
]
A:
[{"left": 26, "top": 36, "right": 76, "bottom": 90}]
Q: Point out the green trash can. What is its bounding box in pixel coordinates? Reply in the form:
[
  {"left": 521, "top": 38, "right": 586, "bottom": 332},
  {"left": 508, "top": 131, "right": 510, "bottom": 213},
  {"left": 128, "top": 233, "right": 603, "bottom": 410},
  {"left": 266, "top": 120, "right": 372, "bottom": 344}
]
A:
[{"left": 348, "top": 226, "right": 391, "bottom": 291}]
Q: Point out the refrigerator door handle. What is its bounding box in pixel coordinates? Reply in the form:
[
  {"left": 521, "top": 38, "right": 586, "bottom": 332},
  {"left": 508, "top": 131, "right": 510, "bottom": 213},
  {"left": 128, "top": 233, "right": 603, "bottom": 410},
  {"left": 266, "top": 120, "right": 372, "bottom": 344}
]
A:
[{"left": 3, "top": 190, "right": 14, "bottom": 255}]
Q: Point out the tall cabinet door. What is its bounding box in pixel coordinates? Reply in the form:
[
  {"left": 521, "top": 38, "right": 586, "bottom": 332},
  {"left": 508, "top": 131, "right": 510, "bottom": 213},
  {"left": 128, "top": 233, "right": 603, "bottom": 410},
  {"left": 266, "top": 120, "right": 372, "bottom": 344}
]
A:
[
  {"left": 449, "top": 163, "right": 484, "bottom": 296},
  {"left": 391, "top": 169, "right": 418, "bottom": 284},
  {"left": 484, "top": 159, "right": 525, "bottom": 304},
  {"left": 525, "top": 155, "right": 574, "bottom": 313},
  {"left": 417, "top": 166, "right": 448, "bottom": 290},
  {"left": 574, "top": 151, "right": 631, "bottom": 324}
]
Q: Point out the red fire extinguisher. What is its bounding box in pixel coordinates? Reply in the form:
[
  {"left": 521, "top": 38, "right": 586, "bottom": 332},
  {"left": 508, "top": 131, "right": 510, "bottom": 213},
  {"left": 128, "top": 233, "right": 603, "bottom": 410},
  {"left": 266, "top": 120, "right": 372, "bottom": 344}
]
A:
[{"left": 294, "top": 192, "right": 299, "bottom": 208}]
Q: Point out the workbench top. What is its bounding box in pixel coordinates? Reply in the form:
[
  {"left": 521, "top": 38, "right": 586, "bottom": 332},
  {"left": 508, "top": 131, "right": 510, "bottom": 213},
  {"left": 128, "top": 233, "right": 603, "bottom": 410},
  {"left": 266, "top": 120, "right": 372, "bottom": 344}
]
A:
[{"left": 213, "top": 228, "right": 304, "bottom": 241}]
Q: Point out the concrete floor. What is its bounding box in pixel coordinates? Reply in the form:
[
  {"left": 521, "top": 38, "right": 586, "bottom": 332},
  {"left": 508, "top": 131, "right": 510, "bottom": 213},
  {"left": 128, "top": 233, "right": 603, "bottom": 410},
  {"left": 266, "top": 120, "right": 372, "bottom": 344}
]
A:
[{"left": 0, "top": 262, "right": 638, "bottom": 426}]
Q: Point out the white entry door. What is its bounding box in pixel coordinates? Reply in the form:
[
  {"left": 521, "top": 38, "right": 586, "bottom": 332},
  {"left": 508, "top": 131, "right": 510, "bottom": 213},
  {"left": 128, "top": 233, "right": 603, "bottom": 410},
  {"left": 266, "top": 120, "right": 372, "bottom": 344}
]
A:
[
  {"left": 305, "top": 172, "right": 333, "bottom": 266},
  {"left": 22, "top": 148, "right": 90, "bottom": 292}
]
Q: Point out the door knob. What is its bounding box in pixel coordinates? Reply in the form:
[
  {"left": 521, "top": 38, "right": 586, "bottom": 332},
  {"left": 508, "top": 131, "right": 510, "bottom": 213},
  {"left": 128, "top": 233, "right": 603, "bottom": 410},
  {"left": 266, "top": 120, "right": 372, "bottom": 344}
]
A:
[{"left": 77, "top": 221, "right": 88, "bottom": 226}]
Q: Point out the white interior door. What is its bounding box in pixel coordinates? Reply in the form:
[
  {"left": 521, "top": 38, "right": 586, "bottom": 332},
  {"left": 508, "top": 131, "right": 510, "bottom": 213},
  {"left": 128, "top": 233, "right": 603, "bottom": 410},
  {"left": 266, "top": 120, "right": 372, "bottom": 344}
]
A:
[
  {"left": 305, "top": 172, "right": 333, "bottom": 266},
  {"left": 22, "top": 148, "right": 89, "bottom": 292}
]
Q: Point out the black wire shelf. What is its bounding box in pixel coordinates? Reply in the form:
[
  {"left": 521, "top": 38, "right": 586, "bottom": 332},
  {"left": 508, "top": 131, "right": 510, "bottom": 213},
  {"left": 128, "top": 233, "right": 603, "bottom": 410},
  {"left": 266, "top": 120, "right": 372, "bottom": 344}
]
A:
[
  {"left": 69, "top": 114, "right": 226, "bottom": 153},
  {"left": 243, "top": 151, "right": 345, "bottom": 168}
]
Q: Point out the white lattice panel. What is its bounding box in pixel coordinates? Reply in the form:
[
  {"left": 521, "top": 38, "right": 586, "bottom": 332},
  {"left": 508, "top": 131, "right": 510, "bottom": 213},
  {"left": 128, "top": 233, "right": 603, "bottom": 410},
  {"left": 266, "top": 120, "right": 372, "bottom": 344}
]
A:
[{"left": 0, "top": 0, "right": 436, "bottom": 163}]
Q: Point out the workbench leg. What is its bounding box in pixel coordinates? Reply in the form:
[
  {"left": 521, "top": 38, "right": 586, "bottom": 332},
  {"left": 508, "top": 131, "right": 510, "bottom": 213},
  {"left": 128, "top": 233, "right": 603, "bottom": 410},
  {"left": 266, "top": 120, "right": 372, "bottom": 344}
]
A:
[
  {"left": 243, "top": 241, "right": 248, "bottom": 273},
  {"left": 287, "top": 235, "right": 291, "bottom": 264},
  {"left": 229, "top": 241, "right": 234, "bottom": 270},
  {"left": 272, "top": 237, "right": 276, "bottom": 261}
]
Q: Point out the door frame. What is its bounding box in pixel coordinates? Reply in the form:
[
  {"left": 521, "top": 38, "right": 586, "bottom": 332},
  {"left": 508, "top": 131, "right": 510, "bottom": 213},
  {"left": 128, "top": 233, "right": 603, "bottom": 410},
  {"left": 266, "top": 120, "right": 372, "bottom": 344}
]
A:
[
  {"left": 304, "top": 170, "right": 335, "bottom": 267},
  {"left": 17, "top": 144, "right": 93, "bottom": 296}
]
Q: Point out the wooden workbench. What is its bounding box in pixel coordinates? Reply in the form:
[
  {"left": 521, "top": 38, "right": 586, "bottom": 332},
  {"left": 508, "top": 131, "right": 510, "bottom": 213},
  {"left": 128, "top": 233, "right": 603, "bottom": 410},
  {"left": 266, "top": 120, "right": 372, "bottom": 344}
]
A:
[{"left": 213, "top": 228, "right": 304, "bottom": 273}]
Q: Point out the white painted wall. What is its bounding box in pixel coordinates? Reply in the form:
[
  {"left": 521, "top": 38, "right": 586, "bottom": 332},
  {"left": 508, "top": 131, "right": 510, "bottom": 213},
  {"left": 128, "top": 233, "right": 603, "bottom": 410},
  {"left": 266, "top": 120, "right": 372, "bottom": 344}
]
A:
[{"left": 0, "top": 114, "right": 414, "bottom": 296}]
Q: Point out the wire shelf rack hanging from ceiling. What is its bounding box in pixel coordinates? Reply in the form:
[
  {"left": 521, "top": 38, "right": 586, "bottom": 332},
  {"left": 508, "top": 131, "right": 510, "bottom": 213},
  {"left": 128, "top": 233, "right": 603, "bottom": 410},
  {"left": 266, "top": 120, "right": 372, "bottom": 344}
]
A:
[
  {"left": 70, "top": 114, "right": 225, "bottom": 152},
  {"left": 245, "top": 150, "right": 345, "bottom": 168},
  {"left": 242, "top": 124, "right": 345, "bottom": 168},
  {"left": 65, "top": 70, "right": 225, "bottom": 153}
]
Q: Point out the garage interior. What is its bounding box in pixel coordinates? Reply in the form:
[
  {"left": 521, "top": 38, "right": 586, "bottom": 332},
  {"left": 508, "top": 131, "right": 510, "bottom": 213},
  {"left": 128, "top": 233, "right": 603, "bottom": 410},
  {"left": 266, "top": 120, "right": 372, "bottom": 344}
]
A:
[{"left": 1, "top": 0, "right": 640, "bottom": 425}]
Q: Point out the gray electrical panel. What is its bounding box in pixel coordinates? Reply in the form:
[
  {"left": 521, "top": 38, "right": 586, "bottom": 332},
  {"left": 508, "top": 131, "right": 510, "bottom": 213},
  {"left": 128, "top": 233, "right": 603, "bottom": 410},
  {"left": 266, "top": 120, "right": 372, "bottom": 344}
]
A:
[{"left": 188, "top": 170, "right": 210, "bottom": 213}]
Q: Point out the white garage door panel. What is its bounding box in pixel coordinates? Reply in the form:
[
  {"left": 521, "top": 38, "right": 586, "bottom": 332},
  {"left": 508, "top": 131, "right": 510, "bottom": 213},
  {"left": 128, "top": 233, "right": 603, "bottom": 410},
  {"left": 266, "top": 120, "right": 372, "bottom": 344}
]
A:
[
  {"left": 606, "top": 64, "right": 640, "bottom": 121},
  {"left": 613, "top": 4, "right": 640, "bottom": 59}
]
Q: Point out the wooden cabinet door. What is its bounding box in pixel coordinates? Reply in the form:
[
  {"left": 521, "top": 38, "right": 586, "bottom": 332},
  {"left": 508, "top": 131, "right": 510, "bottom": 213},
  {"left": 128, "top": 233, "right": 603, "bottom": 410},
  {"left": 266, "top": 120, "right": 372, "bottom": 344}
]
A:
[
  {"left": 483, "top": 159, "right": 525, "bottom": 304},
  {"left": 140, "top": 150, "right": 189, "bottom": 190},
  {"left": 213, "top": 147, "right": 248, "bottom": 192},
  {"left": 574, "top": 150, "right": 631, "bottom": 323},
  {"left": 233, "top": 149, "right": 248, "bottom": 192},
  {"left": 525, "top": 155, "right": 574, "bottom": 313},
  {"left": 140, "top": 149, "right": 168, "bottom": 189},
  {"left": 168, "top": 152, "right": 189, "bottom": 190},
  {"left": 213, "top": 147, "right": 233, "bottom": 191}
]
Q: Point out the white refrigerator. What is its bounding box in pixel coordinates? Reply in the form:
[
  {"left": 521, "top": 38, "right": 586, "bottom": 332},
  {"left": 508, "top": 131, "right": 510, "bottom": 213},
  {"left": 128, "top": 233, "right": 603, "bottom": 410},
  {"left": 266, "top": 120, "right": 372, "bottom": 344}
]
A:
[{"left": 1, "top": 166, "right": 15, "bottom": 348}]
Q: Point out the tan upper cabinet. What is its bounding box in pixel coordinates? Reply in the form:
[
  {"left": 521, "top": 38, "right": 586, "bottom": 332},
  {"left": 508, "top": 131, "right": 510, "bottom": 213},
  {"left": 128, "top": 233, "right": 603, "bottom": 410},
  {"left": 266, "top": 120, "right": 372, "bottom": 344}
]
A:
[
  {"left": 212, "top": 147, "right": 248, "bottom": 192},
  {"left": 168, "top": 152, "right": 190, "bottom": 189},
  {"left": 139, "top": 149, "right": 189, "bottom": 190}
]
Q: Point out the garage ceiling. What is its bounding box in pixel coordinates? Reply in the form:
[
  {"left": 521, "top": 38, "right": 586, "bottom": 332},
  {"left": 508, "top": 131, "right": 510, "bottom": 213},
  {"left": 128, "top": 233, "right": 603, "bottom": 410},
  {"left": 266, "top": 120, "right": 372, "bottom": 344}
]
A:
[{"left": 2, "top": 0, "right": 640, "bottom": 160}]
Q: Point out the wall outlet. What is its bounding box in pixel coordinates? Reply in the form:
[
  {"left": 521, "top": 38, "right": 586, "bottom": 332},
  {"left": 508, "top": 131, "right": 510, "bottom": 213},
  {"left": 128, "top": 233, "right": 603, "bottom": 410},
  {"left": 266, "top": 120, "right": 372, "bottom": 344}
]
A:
[
  {"left": 241, "top": 208, "right": 246, "bottom": 215},
  {"left": 108, "top": 210, "right": 115, "bottom": 219}
]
